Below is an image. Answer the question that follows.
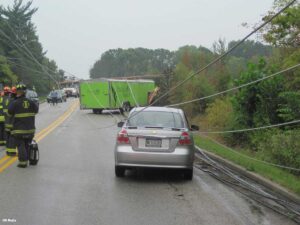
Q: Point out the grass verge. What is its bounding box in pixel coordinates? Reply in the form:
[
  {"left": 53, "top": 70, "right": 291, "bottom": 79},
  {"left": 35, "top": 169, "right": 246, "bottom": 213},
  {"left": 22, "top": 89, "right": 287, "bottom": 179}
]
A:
[{"left": 194, "top": 135, "right": 300, "bottom": 196}]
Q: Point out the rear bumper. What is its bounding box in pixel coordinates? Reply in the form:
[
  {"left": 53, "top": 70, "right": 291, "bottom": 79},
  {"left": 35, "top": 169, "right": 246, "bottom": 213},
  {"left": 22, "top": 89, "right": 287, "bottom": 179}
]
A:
[{"left": 115, "top": 145, "right": 194, "bottom": 169}]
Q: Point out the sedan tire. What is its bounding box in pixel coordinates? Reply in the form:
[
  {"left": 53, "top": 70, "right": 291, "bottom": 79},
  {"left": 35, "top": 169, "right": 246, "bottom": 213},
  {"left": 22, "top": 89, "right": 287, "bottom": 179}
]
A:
[
  {"left": 115, "top": 166, "right": 125, "bottom": 177},
  {"left": 183, "top": 169, "right": 193, "bottom": 180}
]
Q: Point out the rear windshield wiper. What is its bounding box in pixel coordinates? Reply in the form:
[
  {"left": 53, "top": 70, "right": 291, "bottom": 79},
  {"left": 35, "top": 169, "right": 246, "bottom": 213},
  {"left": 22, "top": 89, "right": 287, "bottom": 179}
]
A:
[
  {"left": 142, "top": 126, "right": 185, "bottom": 130},
  {"left": 126, "top": 126, "right": 138, "bottom": 129},
  {"left": 162, "top": 127, "right": 186, "bottom": 131},
  {"left": 144, "top": 126, "right": 164, "bottom": 129},
  {"left": 170, "top": 127, "right": 184, "bottom": 131}
]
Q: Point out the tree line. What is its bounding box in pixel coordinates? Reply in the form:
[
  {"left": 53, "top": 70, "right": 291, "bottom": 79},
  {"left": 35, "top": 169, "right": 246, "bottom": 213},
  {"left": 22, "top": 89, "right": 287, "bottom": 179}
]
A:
[
  {"left": 0, "top": 0, "right": 63, "bottom": 95},
  {"left": 90, "top": 41, "right": 273, "bottom": 79}
]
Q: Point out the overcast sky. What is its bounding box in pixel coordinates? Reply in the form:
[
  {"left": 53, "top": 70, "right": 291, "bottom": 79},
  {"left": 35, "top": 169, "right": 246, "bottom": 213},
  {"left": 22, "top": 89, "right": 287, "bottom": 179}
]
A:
[{"left": 1, "top": 0, "right": 274, "bottom": 79}]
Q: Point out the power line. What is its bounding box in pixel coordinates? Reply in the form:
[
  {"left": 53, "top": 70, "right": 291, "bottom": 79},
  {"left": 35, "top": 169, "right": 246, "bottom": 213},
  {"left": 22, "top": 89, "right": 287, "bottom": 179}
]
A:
[
  {"left": 195, "top": 148, "right": 300, "bottom": 221},
  {"left": 7, "top": 24, "right": 61, "bottom": 87},
  {"left": 62, "top": 69, "right": 80, "bottom": 79},
  {"left": 6, "top": 55, "right": 73, "bottom": 84},
  {"left": 0, "top": 21, "right": 60, "bottom": 86},
  {"left": 126, "top": 81, "right": 139, "bottom": 107},
  {"left": 0, "top": 29, "right": 60, "bottom": 85},
  {"left": 125, "top": 0, "right": 297, "bottom": 122},
  {"left": 112, "top": 84, "right": 123, "bottom": 107},
  {"left": 7, "top": 55, "right": 62, "bottom": 77},
  {"left": 114, "top": 74, "right": 163, "bottom": 79},
  {"left": 83, "top": 111, "right": 119, "bottom": 131},
  {"left": 167, "top": 63, "right": 300, "bottom": 107},
  {"left": 195, "top": 139, "right": 300, "bottom": 171},
  {"left": 5, "top": 57, "right": 56, "bottom": 77},
  {"left": 84, "top": 80, "right": 123, "bottom": 122},
  {"left": 197, "top": 119, "right": 300, "bottom": 134}
]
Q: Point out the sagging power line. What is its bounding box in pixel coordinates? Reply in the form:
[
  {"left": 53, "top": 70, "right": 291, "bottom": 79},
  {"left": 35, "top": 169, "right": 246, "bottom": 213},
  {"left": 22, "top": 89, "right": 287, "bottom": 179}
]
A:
[
  {"left": 0, "top": 21, "right": 61, "bottom": 86},
  {"left": 167, "top": 63, "right": 300, "bottom": 107},
  {"left": 5, "top": 57, "right": 57, "bottom": 77},
  {"left": 196, "top": 139, "right": 300, "bottom": 171},
  {"left": 196, "top": 119, "right": 300, "bottom": 134}
]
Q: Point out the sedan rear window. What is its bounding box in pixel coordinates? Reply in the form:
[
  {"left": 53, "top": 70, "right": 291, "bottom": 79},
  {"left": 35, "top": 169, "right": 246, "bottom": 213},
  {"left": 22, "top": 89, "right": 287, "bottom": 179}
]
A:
[
  {"left": 26, "top": 91, "right": 38, "bottom": 98},
  {"left": 127, "top": 111, "right": 184, "bottom": 128}
]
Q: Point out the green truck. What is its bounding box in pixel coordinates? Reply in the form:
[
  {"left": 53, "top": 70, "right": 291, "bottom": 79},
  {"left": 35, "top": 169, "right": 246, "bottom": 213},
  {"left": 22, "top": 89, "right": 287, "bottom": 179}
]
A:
[{"left": 79, "top": 79, "right": 156, "bottom": 113}]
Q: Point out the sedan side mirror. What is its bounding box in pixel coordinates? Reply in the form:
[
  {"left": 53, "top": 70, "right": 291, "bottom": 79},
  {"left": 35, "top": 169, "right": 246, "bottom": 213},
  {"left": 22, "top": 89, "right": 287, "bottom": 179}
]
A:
[
  {"left": 191, "top": 125, "right": 199, "bottom": 131},
  {"left": 117, "top": 121, "right": 124, "bottom": 128}
]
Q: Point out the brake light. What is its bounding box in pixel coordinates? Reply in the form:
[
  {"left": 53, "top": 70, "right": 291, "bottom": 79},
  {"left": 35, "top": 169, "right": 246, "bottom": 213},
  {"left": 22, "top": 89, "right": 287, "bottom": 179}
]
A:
[
  {"left": 178, "top": 132, "right": 192, "bottom": 145},
  {"left": 117, "top": 129, "right": 130, "bottom": 144}
]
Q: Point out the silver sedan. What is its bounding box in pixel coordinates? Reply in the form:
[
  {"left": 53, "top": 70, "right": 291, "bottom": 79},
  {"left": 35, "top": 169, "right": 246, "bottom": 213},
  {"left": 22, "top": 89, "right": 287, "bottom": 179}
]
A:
[{"left": 114, "top": 107, "right": 199, "bottom": 180}]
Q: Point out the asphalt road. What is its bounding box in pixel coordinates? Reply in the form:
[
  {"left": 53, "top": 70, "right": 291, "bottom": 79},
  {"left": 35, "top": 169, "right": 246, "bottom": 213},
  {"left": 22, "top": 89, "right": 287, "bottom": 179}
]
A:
[{"left": 0, "top": 99, "right": 297, "bottom": 225}]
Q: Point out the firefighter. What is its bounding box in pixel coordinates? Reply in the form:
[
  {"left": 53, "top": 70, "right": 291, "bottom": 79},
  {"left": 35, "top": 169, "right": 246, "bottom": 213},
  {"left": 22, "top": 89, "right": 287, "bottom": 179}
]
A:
[
  {"left": 8, "top": 84, "right": 38, "bottom": 168},
  {"left": 4, "top": 86, "right": 17, "bottom": 156},
  {"left": 0, "top": 90, "right": 5, "bottom": 146}
]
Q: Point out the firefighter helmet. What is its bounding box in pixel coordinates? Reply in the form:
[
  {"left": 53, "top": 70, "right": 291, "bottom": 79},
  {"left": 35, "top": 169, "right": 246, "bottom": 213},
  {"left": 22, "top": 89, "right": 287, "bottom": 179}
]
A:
[
  {"left": 11, "top": 86, "right": 17, "bottom": 94},
  {"left": 3, "top": 86, "right": 11, "bottom": 93}
]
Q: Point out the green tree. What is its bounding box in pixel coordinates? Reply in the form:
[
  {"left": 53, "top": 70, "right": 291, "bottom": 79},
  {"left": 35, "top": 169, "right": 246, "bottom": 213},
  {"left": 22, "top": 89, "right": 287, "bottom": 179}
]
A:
[
  {"left": 261, "top": 0, "right": 300, "bottom": 121},
  {"left": 229, "top": 59, "right": 286, "bottom": 144},
  {"left": 262, "top": 0, "right": 299, "bottom": 47},
  {"left": 0, "top": 55, "right": 17, "bottom": 84}
]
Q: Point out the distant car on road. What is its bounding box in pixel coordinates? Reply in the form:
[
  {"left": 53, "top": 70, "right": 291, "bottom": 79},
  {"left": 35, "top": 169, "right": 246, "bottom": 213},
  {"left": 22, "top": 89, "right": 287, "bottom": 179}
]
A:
[
  {"left": 47, "top": 90, "right": 64, "bottom": 103},
  {"left": 114, "top": 107, "right": 199, "bottom": 180},
  {"left": 63, "top": 87, "right": 79, "bottom": 98},
  {"left": 58, "top": 90, "right": 67, "bottom": 102},
  {"left": 26, "top": 89, "right": 39, "bottom": 109}
]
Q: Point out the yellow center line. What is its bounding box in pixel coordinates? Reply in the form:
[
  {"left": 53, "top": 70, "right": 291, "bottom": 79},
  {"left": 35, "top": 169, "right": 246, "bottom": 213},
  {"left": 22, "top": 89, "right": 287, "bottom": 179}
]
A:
[
  {"left": 35, "top": 103, "right": 78, "bottom": 142},
  {"left": 34, "top": 102, "right": 78, "bottom": 140},
  {"left": 35, "top": 103, "right": 77, "bottom": 141},
  {"left": 0, "top": 155, "right": 10, "bottom": 165},
  {"left": 0, "top": 157, "right": 17, "bottom": 173},
  {"left": 0, "top": 100, "right": 79, "bottom": 173}
]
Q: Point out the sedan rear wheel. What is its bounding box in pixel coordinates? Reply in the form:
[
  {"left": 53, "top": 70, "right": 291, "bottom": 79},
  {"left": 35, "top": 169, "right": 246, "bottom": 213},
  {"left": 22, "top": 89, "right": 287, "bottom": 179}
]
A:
[
  {"left": 115, "top": 166, "right": 125, "bottom": 177},
  {"left": 183, "top": 169, "right": 193, "bottom": 180}
]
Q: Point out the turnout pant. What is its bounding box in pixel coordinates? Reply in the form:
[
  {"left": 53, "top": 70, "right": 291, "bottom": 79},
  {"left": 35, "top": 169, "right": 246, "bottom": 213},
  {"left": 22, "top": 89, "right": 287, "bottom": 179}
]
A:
[
  {"left": 15, "top": 136, "right": 33, "bottom": 163},
  {"left": 5, "top": 131, "right": 17, "bottom": 154},
  {"left": 0, "top": 123, "right": 5, "bottom": 146}
]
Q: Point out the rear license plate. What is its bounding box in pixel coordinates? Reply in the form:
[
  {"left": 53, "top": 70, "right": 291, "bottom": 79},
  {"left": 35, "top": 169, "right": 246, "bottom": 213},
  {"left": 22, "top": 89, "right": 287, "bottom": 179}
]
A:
[{"left": 145, "top": 139, "right": 162, "bottom": 148}]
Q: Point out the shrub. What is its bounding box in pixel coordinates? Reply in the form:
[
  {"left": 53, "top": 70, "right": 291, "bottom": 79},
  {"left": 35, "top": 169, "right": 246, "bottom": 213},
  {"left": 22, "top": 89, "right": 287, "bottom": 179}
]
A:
[
  {"left": 256, "top": 129, "right": 300, "bottom": 175},
  {"left": 205, "top": 97, "right": 234, "bottom": 130},
  {"left": 204, "top": 97, "right": 237, "bottom": 143}
]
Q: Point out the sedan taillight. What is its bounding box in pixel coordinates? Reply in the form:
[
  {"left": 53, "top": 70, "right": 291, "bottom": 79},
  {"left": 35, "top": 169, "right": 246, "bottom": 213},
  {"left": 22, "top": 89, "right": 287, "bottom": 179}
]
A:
[
  {"left": 117, "top": 129, "right": 130, "bottom": 144},
  {"left": 178, "top": 132, "right": 192, "bottom": 145}
]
